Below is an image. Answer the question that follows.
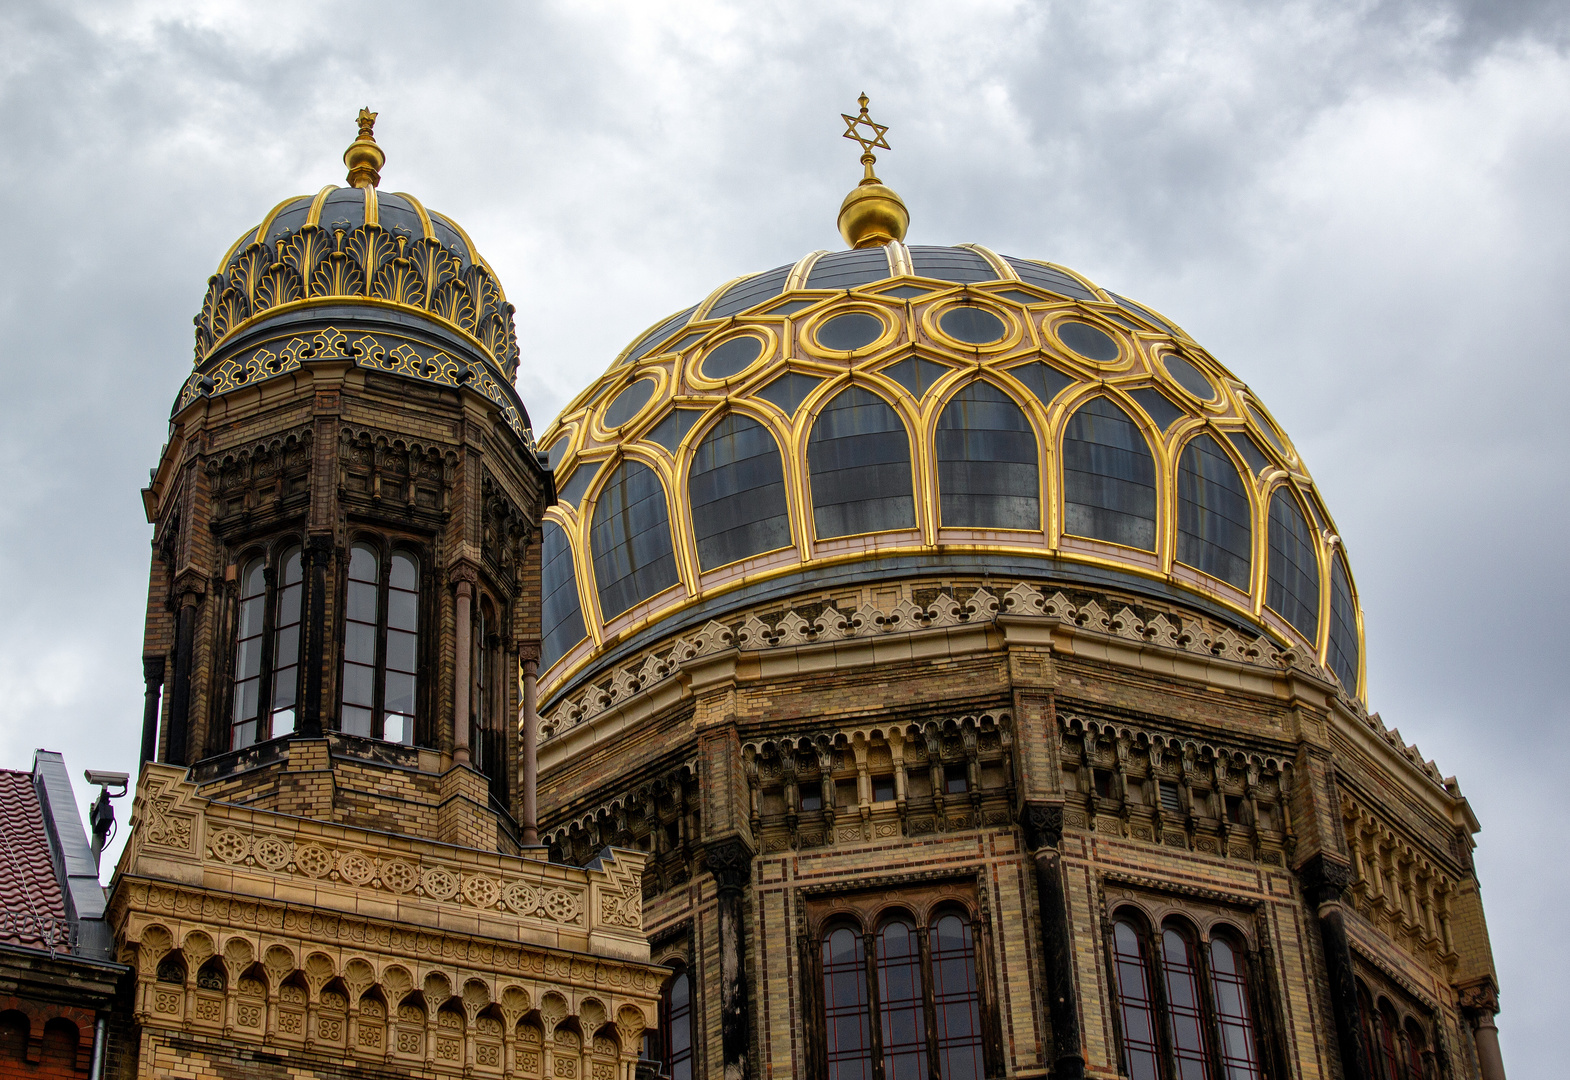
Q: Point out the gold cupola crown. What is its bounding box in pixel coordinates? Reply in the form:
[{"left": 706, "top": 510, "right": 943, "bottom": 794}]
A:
[
  {"left": 178, "top": 111, "right": 530, "bottom": 440},
  {"left": 837, "top": 93, "right": 909, "bottom": 248}
]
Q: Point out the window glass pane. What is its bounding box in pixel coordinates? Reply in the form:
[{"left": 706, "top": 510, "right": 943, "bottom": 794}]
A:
[
  {"left": 343, "top": 663, "right": 374, "bottom": 710},
  {"left": 689, "top": 414, "right": 792, "bottom": 570},
  {"left": 822, "top": 928, "right": 872, "bottom": 1080},
  {"left": 876, "top": 919, "right": 927, "bottom": 1080},
  {"left": 1112, "top": 921, "right": 1161, "bottom": 1080},
  {"left": 1177, "top": 434, "right": 1252, "bottom": 590},
  {"left": 1063, "top": 397, "right": 1157, "bottom": 549},
  {"left": 808, "top": 387, "right": 916, "bottom": 538},
  {"left": 756, "top": 371, "right": 824, "bottom": 417},
  {"left": 1009, "top": 361, "right": 1074, "bottom": 410},
  {"left": 347, "top": 580, "right": 379, "bottom": 624},
  {"left": 940, "top": 305, "right": 1007, "bottom": 344},
  {"left": 387, "top": 582, "right": 418, "bottom": 632},
  {"left": 1228, "top": 431, "right": 1270, "bottom": 475},
  {"left": 1128, "top": 387, "right": 1186, "bottom": 432},
  {"left": 872, "top": 775, "right": 896, "bottom": 802},
  {"left": 882, "top": 357, "right": 950, "bottom": 400},
  {"left": 386, "top": 629, "right": 418, "bottom": 675},
  {"left": 646, "top": 408, "right": 705, "bottom": 454},
  {"left": 666, "top": 972, "right": 693, "bottom": 1080},
  {"left": 345, "top": 620, "right": 377, "bottom": 665},
  {"left": 341, "top": 704, "right": 373, "bottom": 738},
  {"left": 1209, "top": 939, "right": 1262, "bottom": 1080},
  {"left": 701, "top": 336, "right": 765, "bottom": 381},
  {"left": 1165, "top": 353, "right": 1217, "bottom": 401},
  {"left": 816, "top": 313, "right": 885, "bottom": 352},
  {"left": 384, "top": 671, "right": 416, "bottom": 718},
  {"left": 936, "top": 382, "right": 1040, "bottom": 529},
  {"left": 556, "top": 461, "right": 599, "bottom": 508},
  {"left": 930, "top": 914, "right": 985, "bottom": 1080},
  {"left": 1267, "top": 488, "right": 1320, "bottom": 641},
  {"left": 541, "top": 522, "right": 588, "bottom": 669},
  {"left": 341, "top": 546, "right": 379, "bottom": 738},
  {"left": 390, "top": 552, "right": 418, "bottom": 592},
  {"left": 1328, "top": 554, "right": 1359, "bottom": 692},
  {"left": 708, "top": 264, "right": 793, "bottom": 319},
  {"left": 909, "top": 245, "right": 999, "bottom": 284},
  {"left": 1057, "top": 321, "right": 1120, "bottom": 362},
  {"left": 232, "top": 557, "right": 267, "bottom": 743},
  {"left": 590, "top": 460, "right": 680, "bottom": 619},
  {"left": 604, "top": 378, "right": 657, "bottom": 429},
  {"left": 1161, "top": 929, "right": 1212, "bottom": 1080},
  {"left": 348, "top": 543, "right": 378, "bottom": 583}
]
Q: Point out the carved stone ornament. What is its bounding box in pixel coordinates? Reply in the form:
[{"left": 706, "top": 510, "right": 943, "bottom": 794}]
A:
[
  {"left": 1019, "top": 802, "right": 1064, "bottom": 852},
  {"left": 703, "top": 837, "right": 755, "bottom": 894},
  {"left": 1297, "top": 853, "right": 1355, "bottom": 906}
]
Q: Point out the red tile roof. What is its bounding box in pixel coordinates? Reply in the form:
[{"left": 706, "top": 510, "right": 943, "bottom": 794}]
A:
[{"left": 0, "top": 769, "right": 71, "bottom": 951}]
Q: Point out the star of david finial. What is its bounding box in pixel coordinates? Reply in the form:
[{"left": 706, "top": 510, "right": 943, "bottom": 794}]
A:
[{"left": 841, "top": 92, "right": 891, "bottom": 182}]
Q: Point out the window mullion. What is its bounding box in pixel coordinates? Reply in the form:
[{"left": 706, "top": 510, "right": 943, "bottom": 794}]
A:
[
  {"left": 257, "top": 563, "right": 279, "bottom": 738},
  {"left": 915, "top": 925, "right": 940, "bottom": 1080},
  {"left": 372, "top": 547, "right": 390, "bottom": 739},
  {"left": 1194, "top": 936, "right": 1226, "bottom": 1080},
  {"left": 1149, "top": 927, "right": 1179, "bottom": 1080},
  {"left": 864, "top": 930, "right": 885, "bottom": 1080}
]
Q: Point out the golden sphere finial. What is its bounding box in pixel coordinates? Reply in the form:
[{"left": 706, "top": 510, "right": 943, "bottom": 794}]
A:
[
  {"left": 837, "top": 93, "right": 908, "bottom": 248},
  {"left": 344, "top": 107, "right": 384, "bottom": 189}
]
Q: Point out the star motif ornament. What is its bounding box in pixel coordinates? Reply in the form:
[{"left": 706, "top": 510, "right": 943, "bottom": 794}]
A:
[{"left": 841, "top": 92, "right": 891, "bottom": 156}]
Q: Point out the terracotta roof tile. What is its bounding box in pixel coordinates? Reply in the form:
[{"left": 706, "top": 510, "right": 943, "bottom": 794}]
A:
[{"left": 0, "top": 768, "right": 71, "bottom": 950}]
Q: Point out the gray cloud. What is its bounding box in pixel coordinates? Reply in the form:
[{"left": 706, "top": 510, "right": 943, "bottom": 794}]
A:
[{"left": 0, "top": 2, "right": 1562, "bottom": 1071}]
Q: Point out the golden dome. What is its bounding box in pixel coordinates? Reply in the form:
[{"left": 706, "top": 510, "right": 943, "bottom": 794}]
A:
[
  {"left": 175, "top": 113, "right": 528, "bottom": 439},
  {"left": 535, "top": 242, "right": 1364, "bottom": 714}
]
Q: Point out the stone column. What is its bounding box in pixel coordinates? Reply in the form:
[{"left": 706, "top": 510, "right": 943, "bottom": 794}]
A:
[
  {"left": 166, "top": 595, "right": 199, "bottom": 765},
  {"left": 1022, "top": 803, "right": 1083, "bottom": 1080},
  {"left": 453, "top": 577, "right": 473, "bottom": 765},
  {"left": 705, "top": 837, "right": 754, "bottom": 1080},
  {"left": 520, "top": 657, "right": 539, "bottom": 845},
  {"left": 1459, "top": 980, "right": 1507, "bottom": 1080},
  {"left": 1299, "top": 855, "right": 1369, "bottom": 1080},
  {"left": 140, "top": 656, "right": 166, "bottom": 764}
]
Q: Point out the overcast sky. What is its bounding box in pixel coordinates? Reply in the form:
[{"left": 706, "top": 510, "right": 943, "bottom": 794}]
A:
[{"left": 1, "top": 1, "right": 1563, "bottom": 1071}]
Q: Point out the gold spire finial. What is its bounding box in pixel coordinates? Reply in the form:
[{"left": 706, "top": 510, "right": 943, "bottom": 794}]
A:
[
  {"left": 344, "top": 107, "right": 384, "bottom": 189},
  {"left": 836, "top": 92, "right": 908, "bottom": 248}
]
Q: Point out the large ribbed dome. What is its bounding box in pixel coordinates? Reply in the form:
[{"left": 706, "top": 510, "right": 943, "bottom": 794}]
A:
[
  {"left": 172, "top": 117, "right": 529, "bottom": 440},
  {"left": 536, "top": 241, "right": 1362, "bottom": 707}
]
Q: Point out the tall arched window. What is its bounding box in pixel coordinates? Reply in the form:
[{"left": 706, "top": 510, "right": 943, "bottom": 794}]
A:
[
  {"left": 688, "top": 413, "right": 791, "bottom": 570},
  {"left": 935, "top": 382, "right": 1040, "bottom": 529},
  {"left": 661, "top": 967, "right": 694, "bottom": 1080},
  {"left": 1111, "top": 918, "right": 1162, "bottom": 1080},
  {"left": 929, "top": 913, "right": 985, "bottom": 1080},
  {"left": 1160, "top": 926, "right": 1212, "bottom": 1080},
  {"left": 876, "top": 918, "right": 927, "bottom": 1080},
  {"left": 1208, "top": 936, "right": 1262, "bottom": 1080},
  {"left": 341, "top": 543, "right": 421, "bottom": 743},
  {"left": 590, "top": 459, "right": 680, "bottom": 620},
  {"left": 822, "top": 926, "right": 873, "bottom": 1080},
  {"left": 808, "top": 387, "right": 916, "bottom": 539},
  {"left": 1176, "top": 434, "right": 1252, "bottom": 590},
  {"left": 1063, "top": 397, "right": 1158, "bottom": 550},
  {"left": 540, "top": 521, "right": 586, "bottom": 669},
  {"left": 230, "top": 546, "right": 303, "bottom": 749},
  {"left": 1266, "top": 488, "right": 1320, "bottom": 643},
  {"left": 472, "top": 598, "right": 503, "bottom": 799}
]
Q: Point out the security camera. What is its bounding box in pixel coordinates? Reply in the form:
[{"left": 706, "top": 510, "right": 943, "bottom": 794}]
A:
[{"left": 84, "top": 770, "right": 129, "bottom": 791}]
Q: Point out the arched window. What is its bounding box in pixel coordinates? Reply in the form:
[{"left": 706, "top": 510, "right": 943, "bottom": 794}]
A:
[
  {"left": 341, "top": 543, "right": 421, "bottom": 743},
  {"left": 1111, "top": 918, "right": 1162, "bottom": 1080},
  {"left": 1159, "top": 926, "right": 1211, "bottom": 1080},
  {"left": 877, "top": 918, "right": 927, "bottom": 1080},
  {"left": 540, "top": 521, "right": 586, "bottom": 669},
  {"left": 1177, "top": 434, "right": 1252, "bottom": 590},
  {"left": 688, "top": 414, "right": 791, "bottom": 570},
  {"left": 661, "top": 968, "right": 694, "bottom": 1080},
  {"left": 822, "top": 926, "right": 873, "bottom": 1080},
  {"left": 1208, "top": 935, "right": 1262, "bottom": 1080},
  {"left": 1402, "top": 1019, "right": 1428, "bottom": 1080},
  {"left": 590, "top": 460, "right": 680, "bottom": 619},
  {"left": 1266, "top": 488, "right": 1320, "bottom": 642},
  {"left": 935, "top": 382, "right": 1040, "bottom": 529},
  {"left": 929, "top": 913, "right": 985, "bottom": 1080},
  {"left": 1376, "top": 1003, "right": 1402, "bottom": 1080},
  {"left": 808, "top": 387, "right": 916, "bottom": 539},
  {"left": 471, "top": 598, "right": 504, "bottom": 800},
  {"left": 1063, "top": 397, "right": 1157, "bottom": 550},
  {"left": 1327, "top": 553, "right": 1359, "bottom": 692},
  {"left": 1358, "top": 983, "right": 1381, "bottom": 1080},
  {"left": 230, "top": 546, "right": 303, "bottom": 749}
]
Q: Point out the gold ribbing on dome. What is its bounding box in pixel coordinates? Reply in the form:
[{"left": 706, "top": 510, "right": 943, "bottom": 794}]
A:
[
  {"left": 837, "top": 93, "right": 909, "bottom": 249},
  {"left": 344, "top": 108, "right": 384, "bottom": 189}
]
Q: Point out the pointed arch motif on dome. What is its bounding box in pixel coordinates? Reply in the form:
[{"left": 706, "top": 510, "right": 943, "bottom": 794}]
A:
[
  {"left": 806, "top": 385, "right": 917, "bottom": 540},
  {"left": 687, "top": 412, "right": 793, "bottom": 571},
  {"left": 589, "top": 459, "right": 682, "bottom": 622},
  {"left": 541, "top": 521, "right": 588, "bottom": 670},
  {"left": 1175, "top": 432, "right": 1253, "bottom": 591},
  {"left": 933, "top": 380, "right": 1041, "bottom": 531},
  {"left": 1327, "top": 550, "right": 1360, "bottom": 693},
  {"left": 1266, "top": 484, "right": 1321, "bottom": 645},
  {"left": 1061, "top": 395, "right": 1158, "bottom": 551}
]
